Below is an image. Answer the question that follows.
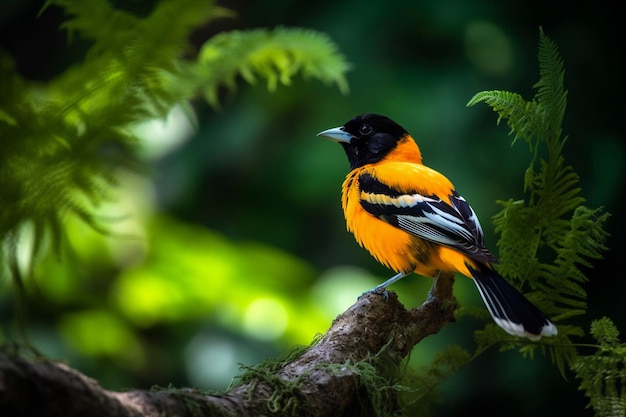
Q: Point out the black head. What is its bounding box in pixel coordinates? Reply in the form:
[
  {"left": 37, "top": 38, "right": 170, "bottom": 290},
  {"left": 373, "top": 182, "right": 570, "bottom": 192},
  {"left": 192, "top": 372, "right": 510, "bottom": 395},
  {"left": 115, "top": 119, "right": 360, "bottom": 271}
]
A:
[{"left": 317, "top": 114, "right": 409, "bottom": 169}]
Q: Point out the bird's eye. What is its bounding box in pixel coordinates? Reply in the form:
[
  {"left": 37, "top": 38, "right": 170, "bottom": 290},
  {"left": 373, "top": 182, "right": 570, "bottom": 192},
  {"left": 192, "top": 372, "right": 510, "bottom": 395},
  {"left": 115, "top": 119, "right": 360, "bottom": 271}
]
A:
[{"left": 359, "top": 124, "right": 373, "bottom": 135}]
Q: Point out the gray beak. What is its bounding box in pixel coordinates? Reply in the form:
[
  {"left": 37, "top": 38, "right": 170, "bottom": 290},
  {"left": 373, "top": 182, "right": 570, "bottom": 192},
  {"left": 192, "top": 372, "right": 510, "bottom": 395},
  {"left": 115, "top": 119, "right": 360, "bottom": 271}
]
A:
[{"left": 316, "top": 126, "right": 354, "bottom": 144}]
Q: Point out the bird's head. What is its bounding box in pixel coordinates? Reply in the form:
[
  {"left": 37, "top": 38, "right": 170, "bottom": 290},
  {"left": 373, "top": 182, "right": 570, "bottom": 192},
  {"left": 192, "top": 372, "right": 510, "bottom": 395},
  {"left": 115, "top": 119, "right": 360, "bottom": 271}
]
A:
[{"left": 317, "top": 113, "right": 421, "bottom": 169}]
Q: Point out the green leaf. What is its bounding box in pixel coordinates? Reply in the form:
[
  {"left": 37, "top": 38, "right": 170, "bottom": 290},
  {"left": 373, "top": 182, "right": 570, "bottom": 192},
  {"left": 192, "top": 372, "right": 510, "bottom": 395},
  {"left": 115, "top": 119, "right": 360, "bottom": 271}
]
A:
[
  {"left": 0, "top": 0, "right": 350, "bottom": 318},
  {"left": 469, "top": 28, "right": 610, "bottom": 381},
  {"left": 193, "top": 27, "right": 350, "bottom": 106},
  {"left": 572, "top": 318, "right": 626, "bottom": 416}
]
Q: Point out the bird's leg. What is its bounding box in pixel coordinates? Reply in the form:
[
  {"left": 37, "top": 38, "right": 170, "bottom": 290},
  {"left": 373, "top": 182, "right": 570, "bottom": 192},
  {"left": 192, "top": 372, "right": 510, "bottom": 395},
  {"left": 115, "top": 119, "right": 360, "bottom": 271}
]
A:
[
  {"left": 360, "top": 272, "right": 409, "bottom": 299},
  {"left": 427, "top": 271, "right": 441, "bottom": 302}
]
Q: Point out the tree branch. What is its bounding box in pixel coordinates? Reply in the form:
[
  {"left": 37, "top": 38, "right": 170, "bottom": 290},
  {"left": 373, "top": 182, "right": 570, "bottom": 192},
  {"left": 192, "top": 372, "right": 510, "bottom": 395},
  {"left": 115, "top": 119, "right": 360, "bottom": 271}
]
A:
[{"left": 0, "top": 273, "right": 458, "bottom": 417}]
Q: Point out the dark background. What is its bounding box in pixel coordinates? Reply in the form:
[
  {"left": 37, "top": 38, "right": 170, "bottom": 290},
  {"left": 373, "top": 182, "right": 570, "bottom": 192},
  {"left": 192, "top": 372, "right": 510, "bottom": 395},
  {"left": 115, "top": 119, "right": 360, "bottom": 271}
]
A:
[{"left": 1, "top": 0, "right": 623, "bottom": 416}]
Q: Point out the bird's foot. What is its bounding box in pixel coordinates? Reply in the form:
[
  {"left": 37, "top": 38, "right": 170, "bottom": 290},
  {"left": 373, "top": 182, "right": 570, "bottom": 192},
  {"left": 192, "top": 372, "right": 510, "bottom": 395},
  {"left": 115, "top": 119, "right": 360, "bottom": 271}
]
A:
[
  {"left": 426, "top": 285, "right": 436, "bottom": 302},
  {"left": 426, "top": 272, "right": 440, "bottom": 302}
]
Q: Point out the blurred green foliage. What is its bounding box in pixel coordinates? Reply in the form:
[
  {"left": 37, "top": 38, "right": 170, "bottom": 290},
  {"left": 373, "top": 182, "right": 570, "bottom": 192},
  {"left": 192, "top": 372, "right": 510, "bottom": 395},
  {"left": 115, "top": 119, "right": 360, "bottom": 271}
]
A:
[
  {"left": 0, "top": 0, "right": 350, "bottom": 391},
  {"left": 0, "top": 0, "right": 623, "bottom": 416}
]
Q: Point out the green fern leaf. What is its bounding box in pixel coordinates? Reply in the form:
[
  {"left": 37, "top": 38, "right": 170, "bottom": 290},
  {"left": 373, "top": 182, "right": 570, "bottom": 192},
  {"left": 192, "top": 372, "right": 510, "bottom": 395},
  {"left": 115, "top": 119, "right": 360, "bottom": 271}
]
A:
[
  {"left": 533, "top": 27, "right": 567, "bottom": 139},
  {"left": 469, "top": 28, "right": 610, "bottom": 381},
  {"left": 1, "top": 0, "right": 350, "bottom": 302},
  {"left": 572, "top": 318, "right": 626, "bottom": 417},
  {"left": 194, "top": 27, "right": 350, "bottom": 106},
  {"left": 467, "top": 90, "right": 540, "bottom": 148}
]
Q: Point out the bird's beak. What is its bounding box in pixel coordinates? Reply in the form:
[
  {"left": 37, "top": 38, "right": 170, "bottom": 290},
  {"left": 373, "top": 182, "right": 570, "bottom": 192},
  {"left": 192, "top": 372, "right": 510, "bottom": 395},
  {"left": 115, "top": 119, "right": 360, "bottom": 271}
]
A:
[{"left": 317, "top": 126, "right": 354, "bottom": 144}]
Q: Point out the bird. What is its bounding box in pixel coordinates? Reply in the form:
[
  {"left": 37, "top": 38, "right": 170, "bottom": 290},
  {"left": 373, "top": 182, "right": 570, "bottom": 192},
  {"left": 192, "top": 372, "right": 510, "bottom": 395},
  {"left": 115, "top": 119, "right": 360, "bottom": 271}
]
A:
[{"left": 317, "top": 113, "right": 557, "bottom": 340}]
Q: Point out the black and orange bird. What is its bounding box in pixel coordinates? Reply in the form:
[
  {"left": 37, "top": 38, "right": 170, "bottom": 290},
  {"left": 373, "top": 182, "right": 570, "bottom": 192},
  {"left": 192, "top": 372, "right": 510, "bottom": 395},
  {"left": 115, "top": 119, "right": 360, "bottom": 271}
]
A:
[{"left": 318, "top": 113, "right": 557, "bottom": 340}]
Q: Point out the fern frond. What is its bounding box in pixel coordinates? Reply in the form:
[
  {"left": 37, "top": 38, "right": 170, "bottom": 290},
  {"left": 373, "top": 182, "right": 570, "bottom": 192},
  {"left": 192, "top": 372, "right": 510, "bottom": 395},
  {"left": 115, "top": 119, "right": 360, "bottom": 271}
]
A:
[
  {"left": 194, "top": 27, "right": 350, "bottom": 106},
  {"left": 534, "top": 27, "right": 567, "bottom": 140},
  {"left": 543, "top": 326, "right": 583, "bottom": 376},
  {"left": 544, "top": 207, "right": 609, "bottom": 300},
  {"left": 467, "top": 90, "right": 540, "bottom": 149},
  {"left": 469, "top": 28, "right": 610, "bottom": 377},
  {"left": 572, "top": 318, "right": 626, "bottom": 417},
  {"left": 40, "top": 0, "right": 232, "bottom": 131},
  {"left": 44, "top": 0, "right": 231, "bottom": 61},
  {"left": 1, "top": 0, "right": 350, "bottom": 301},
  {"left": 529, "top": 155, "right": 583, "bottom": 212}
]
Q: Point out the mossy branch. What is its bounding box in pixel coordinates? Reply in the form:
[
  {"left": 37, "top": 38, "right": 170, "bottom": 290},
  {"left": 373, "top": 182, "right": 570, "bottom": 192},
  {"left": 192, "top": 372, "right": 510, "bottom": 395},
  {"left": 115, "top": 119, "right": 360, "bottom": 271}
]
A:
[{"left": 0, "top": 275, "right": 458, "bottom": 417}]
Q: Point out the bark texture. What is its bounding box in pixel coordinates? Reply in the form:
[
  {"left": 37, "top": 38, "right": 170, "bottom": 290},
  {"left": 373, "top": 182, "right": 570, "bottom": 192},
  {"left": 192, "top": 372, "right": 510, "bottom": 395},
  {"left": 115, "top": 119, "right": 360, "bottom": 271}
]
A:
[{"left": 0, "top": 273, "right": 458, "bottom": 417}]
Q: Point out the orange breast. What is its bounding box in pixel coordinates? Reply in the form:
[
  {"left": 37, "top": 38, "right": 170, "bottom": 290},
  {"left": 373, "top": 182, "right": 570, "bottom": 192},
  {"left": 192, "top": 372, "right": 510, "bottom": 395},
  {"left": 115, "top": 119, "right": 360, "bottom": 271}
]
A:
[{"left": 342, "top": 169, "right": 427, "bottom": 275}]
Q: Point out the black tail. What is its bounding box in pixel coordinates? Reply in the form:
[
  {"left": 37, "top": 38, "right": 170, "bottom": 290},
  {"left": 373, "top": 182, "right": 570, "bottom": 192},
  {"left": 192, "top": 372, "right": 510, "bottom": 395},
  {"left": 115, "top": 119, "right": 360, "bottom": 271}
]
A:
[{"left": 468, "top": 263, "right": 557, "bottom": 340}]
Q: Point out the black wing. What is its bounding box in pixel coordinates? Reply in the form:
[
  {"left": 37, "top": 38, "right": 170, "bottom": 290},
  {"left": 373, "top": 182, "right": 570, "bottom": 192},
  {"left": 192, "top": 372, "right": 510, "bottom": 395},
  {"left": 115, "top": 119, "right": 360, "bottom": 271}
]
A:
[{"left": 358, "top": 173, "right": 496, "bottom": 263}]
